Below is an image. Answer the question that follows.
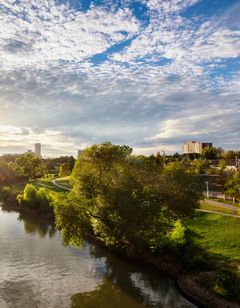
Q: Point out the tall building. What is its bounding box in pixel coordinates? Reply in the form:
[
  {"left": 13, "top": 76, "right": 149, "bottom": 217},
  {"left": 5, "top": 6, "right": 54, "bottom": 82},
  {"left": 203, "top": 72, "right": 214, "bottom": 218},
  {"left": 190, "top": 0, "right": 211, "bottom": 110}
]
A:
[
  {"left": 183, "top": 141, "right": 212, "bottom": 154},
  {"left": 35, "top": 143, "right": 41, "bottom": 157}
]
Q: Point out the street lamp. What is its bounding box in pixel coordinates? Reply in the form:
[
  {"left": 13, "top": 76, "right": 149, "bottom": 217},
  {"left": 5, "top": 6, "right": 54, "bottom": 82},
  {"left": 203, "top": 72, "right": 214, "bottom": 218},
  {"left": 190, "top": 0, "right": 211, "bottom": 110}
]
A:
[{"left": 205, "top": 181, "right": 209, "bottom": 198}]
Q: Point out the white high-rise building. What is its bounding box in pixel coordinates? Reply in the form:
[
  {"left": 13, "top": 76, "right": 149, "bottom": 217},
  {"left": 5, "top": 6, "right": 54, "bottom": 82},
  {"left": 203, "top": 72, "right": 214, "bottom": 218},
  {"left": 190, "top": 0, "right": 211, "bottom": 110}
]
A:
[
  {"left": 35, "top": 143, "right": 41, "bottom": 157},
  {"left": 183, "top": 141, "right": 212, "bottom": 154}
]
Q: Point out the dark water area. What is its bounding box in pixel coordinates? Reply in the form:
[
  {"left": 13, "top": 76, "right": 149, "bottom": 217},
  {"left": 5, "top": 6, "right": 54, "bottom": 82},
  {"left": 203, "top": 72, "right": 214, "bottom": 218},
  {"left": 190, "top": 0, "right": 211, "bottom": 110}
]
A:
[{"left": 0, "top": 206, "right": 196, "bottom": 307}]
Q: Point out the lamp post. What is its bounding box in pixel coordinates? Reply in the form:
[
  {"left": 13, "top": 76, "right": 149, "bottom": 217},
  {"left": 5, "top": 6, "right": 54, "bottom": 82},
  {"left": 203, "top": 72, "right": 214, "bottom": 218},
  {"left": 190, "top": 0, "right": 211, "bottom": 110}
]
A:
[
  {"left": 205, "top": 181, "right": 209, "bottom": 198},
  {"left": 162, "top": 150, "right": 165, "bottom": 167}
]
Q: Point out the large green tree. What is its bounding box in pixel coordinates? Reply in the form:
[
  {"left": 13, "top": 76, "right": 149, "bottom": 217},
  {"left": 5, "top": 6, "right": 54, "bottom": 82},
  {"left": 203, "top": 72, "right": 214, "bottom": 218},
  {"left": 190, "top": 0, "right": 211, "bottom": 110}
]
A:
[
  {"left": 54, "top": 143, "right": 201, "bottom": 252},
  {"left": 225, "top": 171, "right": 240, "bottom": 203},
  {"left": 12, "top": 153, "right": 46, "bottom": 179}
]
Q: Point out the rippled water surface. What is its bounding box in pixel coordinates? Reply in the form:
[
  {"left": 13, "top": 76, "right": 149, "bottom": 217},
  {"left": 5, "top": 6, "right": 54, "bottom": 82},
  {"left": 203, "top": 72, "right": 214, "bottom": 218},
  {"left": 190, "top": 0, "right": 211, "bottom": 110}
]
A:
[{"left": 0, "top": 207, "right": 195, "bottom": 307}]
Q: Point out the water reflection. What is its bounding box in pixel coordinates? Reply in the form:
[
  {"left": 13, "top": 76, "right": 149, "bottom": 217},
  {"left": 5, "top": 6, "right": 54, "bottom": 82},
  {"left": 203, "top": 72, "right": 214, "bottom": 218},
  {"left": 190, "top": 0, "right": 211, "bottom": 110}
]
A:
[
  {"left": 0, "top": 206, "right": 195, "bottom": 308},
  {"left": 71, "top": 241, "right": 194, "bottom": 308},
  {"left": 71, "top": 278, "right": 145, "bottom": 308},
  {"left": 18, "top": 211, "right": 56, "bottom": 238}
]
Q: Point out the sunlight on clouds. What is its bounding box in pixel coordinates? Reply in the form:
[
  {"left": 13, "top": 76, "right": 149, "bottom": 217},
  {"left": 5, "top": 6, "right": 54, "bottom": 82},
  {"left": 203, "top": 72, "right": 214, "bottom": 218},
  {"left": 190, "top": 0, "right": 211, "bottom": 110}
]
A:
[
  {"left": 0, "top": 125, "right": 77, "bottom": 156},
  {"left": 0, "top": 0, "right": 239, "bottom": 154}
]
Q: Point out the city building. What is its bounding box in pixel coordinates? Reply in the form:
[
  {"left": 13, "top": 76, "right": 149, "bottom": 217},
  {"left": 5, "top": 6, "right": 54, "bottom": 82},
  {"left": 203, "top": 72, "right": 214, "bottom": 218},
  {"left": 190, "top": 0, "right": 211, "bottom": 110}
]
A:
[
  {"left": 35, "top": 143, "right": 41, "bottom": 157},
  {"left": 183, "top": 141, "right": 212, "bottom": 154}
]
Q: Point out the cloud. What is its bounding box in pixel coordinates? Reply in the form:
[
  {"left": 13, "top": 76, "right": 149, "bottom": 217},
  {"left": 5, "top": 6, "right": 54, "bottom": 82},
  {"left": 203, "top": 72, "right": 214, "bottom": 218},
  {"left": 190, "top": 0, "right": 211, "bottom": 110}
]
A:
[{"left": 0, "top": 0, "right": 239, "bottom": 155}]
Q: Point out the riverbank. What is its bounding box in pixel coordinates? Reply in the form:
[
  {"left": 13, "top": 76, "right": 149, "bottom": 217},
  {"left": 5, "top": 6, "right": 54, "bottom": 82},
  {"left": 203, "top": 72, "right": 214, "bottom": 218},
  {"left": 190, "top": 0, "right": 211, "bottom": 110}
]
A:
[
  {"left": 1, "top": 200, "right": 240, "bottom": 307},
  {"left": 178, "top": 273, "right": 240, "bottom": 308},
  {"left": 0, "top": 202, "right": 54, "bottom": 224},
  {"left": 1, "top": 178, "right": 240, "bottom": 308}
]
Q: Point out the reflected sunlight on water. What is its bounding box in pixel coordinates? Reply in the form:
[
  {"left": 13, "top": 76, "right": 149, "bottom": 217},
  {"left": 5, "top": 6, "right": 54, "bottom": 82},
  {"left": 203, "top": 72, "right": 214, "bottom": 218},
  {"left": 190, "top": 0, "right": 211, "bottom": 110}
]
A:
[{"left": 0, "top": 207, "right": 195, "bottom": 307}]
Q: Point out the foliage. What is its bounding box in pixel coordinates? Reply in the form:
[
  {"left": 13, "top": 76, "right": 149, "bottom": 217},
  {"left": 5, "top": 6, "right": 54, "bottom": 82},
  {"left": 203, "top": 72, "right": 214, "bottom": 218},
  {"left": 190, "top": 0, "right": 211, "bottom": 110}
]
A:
[
  {"left": 45, "top": 156, "right": 75, "bottom": 174},
  {"left": 54, "top": 142, "right": 201, "bottom": 252},
  {"left": 0, "top": 161, "right": 16, "bottom": 185},
  {"left": 188, "top": 255, "right": 214, "bottom": 271},
  {"left": 201, "top": 147, "right": 223, "bottom": 160},
  {"left": 212, "top": 269, "right": 240, "bottom": 299},
  {"left": 12, "top": 153, "right": 46, "bottom": 179},
  {"left": 225, "top": 171, "right": 240, "bottom": 201},
  {"left": 0, "top": 186, "right": 12, "bottom": 202},
  {"left": 191, "top": 159, "right": 210, "bottom": 174},
  {"left": 223, "top": 150, "right": 240, "bottom": 159},
  {"left": 17, "top": 183, "right": 54, "bottom": 213},
  {"left": 218, "top": 159, "right": 227, "bottom": 173},
  {"left": 59, "top": 163, "right": 72, "bottom": 177},
  {"left": 167, "top": 219, "right": 186, "bottom": 245}
]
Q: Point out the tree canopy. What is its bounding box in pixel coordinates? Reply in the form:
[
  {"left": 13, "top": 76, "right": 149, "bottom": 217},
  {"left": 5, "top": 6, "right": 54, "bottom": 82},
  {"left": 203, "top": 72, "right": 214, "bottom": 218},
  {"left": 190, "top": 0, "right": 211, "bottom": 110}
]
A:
[{"left": 54, "top": 142, "right": 201, "bottom": 253}]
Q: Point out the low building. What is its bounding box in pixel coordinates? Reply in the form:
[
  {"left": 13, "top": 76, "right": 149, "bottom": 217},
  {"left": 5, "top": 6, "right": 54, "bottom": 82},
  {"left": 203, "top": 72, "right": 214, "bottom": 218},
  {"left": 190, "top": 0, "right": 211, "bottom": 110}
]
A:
[{"left": 183, "top": 141, "right": 212, "bottom": 154}]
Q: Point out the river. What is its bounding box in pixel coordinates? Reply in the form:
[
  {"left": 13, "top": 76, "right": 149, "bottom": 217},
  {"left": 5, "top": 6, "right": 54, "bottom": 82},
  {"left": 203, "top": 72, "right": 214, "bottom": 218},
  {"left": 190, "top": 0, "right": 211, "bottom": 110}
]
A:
[{"left": 0, "top": 206, "right": 196, "bottom": 307}]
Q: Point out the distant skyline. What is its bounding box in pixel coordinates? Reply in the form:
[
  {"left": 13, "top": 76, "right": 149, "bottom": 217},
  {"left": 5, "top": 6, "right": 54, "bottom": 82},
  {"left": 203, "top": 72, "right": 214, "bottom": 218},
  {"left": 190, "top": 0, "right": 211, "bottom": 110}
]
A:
[{"left": 0, "top": 0, "right": 239, "bottom": 156}]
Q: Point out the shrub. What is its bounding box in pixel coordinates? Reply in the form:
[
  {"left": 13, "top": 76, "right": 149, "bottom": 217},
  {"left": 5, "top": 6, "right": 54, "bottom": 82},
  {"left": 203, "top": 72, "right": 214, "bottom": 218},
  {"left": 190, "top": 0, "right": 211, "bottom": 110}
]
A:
[
  {"left": 168, "top": 219, "right": 186, "bottom": 245},
  {"left": 1, "top": 186, "right": 12, "bottom": 202},
  {"left": 212, "top": 269, "right": 240, "bottom": 299},
  {"left": 36, "top": 188, "right": 53, "bottom": 212},
  {"left": 189, "top": 255, "right": 214, "bottom": 271},
  {"left": 17, "top": 184, "right": 54, "bottom": 214},
  {"left": 22, "top": 184, "right": 38, "bottom": 207}
]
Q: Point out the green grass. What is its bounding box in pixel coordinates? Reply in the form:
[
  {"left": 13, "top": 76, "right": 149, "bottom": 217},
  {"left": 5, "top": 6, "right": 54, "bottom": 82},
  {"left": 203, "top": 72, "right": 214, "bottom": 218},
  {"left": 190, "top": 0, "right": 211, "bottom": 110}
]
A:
[
  {"left": 187, "top": 213, "right": 240, "bottom": 263},
  {"left": 32, "top": 179, "right": 66, "bottom": 193},
  {"left": 208, "top": 197, "right": 240, "bottom": 207},
  {"left": 55, "top": 176, "right": 72, "bottom": 189},
  {"left": 200, "top": 201, "right": 240, "bottom": 215}
]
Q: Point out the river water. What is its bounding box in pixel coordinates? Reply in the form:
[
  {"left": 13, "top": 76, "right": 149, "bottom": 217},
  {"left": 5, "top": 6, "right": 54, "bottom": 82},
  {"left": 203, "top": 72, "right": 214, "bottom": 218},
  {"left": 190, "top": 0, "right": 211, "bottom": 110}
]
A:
[{"left": 0, "top": 207, "right": 195, "bottom": 308}]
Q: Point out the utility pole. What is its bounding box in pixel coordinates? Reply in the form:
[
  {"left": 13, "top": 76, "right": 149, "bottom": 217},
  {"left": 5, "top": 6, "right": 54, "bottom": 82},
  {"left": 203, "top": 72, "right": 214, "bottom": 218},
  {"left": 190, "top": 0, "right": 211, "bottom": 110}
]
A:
[
  {"left": 235, "top": 156, "right": 239, "bottom": 168},
  {"left": 205, "top": 181, "right": 209, "bottom": 198}
]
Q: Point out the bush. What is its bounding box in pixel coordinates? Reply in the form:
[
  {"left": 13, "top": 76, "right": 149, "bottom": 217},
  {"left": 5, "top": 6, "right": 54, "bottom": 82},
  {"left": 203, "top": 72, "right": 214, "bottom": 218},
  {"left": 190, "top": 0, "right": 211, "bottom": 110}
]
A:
[
  {"left": 168, "top": 219, "right": 186, "bottom": 245},
  {"left": 17, "top": 184, "right": 54, "bottom": 214},
  {"left": 36, "top": 188, "right": 53, "bottom": 212},
  {"left": 1, "top": 186, "right": 12, "bottom": 202},
  {"left": 212, "top": 269, "right": 240, "bottom": 299},
  {"left": 22, "top": 184, "right": 38, "bottom": 207},
  {"left": 189, "top": 255, "right": 214, "bottom": 271}
]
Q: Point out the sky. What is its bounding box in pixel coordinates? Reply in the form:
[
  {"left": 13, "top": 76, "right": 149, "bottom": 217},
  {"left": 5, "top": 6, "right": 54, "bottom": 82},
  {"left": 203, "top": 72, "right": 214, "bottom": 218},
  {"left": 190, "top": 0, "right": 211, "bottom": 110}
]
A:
[{"left": 0, "top": 0, "right": 239, "bottom": 157}]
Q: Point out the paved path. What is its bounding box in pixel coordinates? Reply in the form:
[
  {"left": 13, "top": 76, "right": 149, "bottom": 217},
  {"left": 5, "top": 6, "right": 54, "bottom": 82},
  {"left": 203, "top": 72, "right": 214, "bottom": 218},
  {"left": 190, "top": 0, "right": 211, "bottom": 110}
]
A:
[
  {"left": 202, "top": 199, "right": 239, "bottom": 211},
  {"left": 196, "top": 209, "right": 240, "bottom": 218},
  {"left": 52, "top": 179, "right": 71, "bottom": 191}
]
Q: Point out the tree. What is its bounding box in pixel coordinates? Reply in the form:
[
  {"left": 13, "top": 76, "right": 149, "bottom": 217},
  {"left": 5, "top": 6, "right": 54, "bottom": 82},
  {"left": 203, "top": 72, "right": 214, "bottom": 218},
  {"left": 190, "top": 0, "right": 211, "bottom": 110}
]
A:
[
  {"left": 59, "top": 163, "right": 71, "bottom": 177},
  {"left": 54, "top": 143, "right": 201, "bottom": 252},
  {"left": 201, "top": 147, "right": 218, "bottom": 160},
  {"left": 17, "top": 184, "right": 54, "bottom": 213},
  {"left": 225, "top": 171, "right": 240, "bottom": 203},
  {"left": 191, "top": 159, "right": 210, "bottom": 174},
  {"left": 12, "top": 153, "right": 46, "bottom": 179},
  {"left": 0, "top": 161, "right": 16, "bottom": 185}
]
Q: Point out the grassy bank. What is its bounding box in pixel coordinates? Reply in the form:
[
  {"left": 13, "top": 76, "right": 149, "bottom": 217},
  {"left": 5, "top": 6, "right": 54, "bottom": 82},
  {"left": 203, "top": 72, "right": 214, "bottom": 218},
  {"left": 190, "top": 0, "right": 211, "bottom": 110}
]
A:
[
  {"left": 187, "top": 212, "right": 240, "bottom": 263},
  {"left": 54, "top": 176, "right": 72, "bottom": 190},
  {"left": 32, "top": 178, "right": 66, "bottom": 192}
]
